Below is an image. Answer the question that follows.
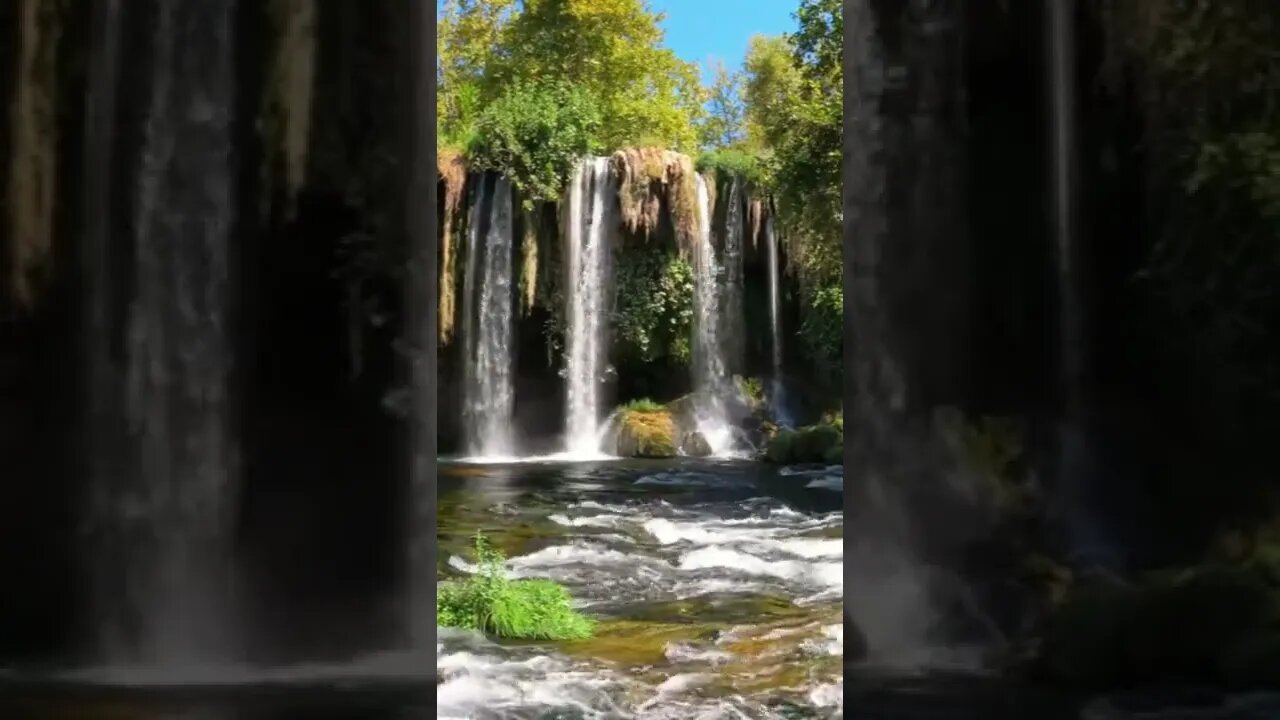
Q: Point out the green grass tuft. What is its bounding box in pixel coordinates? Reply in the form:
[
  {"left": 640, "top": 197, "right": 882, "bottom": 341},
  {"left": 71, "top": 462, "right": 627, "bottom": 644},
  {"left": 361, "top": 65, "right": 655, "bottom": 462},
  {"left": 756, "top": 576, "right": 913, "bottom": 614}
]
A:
[
  {"left": 621, "top": 397, "right": 665, "bottom": 413},
  {"left": 437, "top": 532, "right": 595, "bottom": 641}
]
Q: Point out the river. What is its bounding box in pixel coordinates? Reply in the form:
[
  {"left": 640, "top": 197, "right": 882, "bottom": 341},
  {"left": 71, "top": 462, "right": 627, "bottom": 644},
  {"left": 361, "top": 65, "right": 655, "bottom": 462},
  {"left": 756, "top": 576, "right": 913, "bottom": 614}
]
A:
[{"left": 436, "top": 458, "right": 845, "bottom": 719}]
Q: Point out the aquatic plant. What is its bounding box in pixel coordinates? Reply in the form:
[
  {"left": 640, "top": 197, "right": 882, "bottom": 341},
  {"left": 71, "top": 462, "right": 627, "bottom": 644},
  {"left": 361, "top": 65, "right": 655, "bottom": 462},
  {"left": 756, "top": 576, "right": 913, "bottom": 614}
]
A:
[{"left": 437, "top": 531, "right": 594, "bottom": 641}]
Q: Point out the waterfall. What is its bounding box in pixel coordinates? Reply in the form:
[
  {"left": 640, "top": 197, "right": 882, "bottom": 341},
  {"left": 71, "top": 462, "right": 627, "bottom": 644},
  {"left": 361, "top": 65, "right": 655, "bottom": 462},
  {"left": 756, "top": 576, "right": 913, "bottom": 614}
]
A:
[
  {"left": 562, "top": 157, "right": 613, "bottom": 456},
  {"left": 460, "top": 175, "right": 516, "bottom": 458},
  {"left": 1049, "top": 0, "right": 1082, "bottom": 413},
  {"left": 1048, "top": 0, "right": 1117, "bottom": 568},
  {"left": 86, "top": 0, "right": 240, "bottom": 665},
  {"left": 721, "top": 177, "right": 745, "bottom": 371},
  {"left": 765, "top": 214, "right": 793, "bottom": 427},
  {"left": 690, "top": 175, "right": 737, "bottom": 455}
]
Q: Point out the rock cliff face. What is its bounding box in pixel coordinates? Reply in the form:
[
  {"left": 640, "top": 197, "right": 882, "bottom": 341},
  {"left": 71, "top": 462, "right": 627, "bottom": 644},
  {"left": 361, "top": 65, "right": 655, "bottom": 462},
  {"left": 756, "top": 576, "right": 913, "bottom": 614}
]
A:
[{"left": 433, "top": 155, "right": 797, "bottom": 455}]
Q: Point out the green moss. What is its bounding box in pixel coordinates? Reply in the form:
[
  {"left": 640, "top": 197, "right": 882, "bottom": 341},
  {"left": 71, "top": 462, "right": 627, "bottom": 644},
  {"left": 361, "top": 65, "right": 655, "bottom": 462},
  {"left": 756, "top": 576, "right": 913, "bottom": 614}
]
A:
[{"left": 437, "top": 532, "right": 594, "bottom": 641}]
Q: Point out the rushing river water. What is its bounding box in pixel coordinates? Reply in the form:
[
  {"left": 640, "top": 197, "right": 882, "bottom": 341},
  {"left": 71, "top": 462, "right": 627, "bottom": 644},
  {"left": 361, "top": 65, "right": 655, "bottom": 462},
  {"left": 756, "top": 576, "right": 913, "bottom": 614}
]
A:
[{"left": 436, "top": 458, "right": 846, "bottom": 719}]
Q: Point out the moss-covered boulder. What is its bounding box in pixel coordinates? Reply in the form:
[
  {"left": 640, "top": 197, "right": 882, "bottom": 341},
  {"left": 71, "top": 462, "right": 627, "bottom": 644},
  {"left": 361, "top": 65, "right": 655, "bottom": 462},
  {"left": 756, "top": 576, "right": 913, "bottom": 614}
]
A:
[
  {"left": 764, "top": 421, "right": 843, "bottom": 465},
  {"left": 615, "top": 408, "right": 678, "bottom": 458}
]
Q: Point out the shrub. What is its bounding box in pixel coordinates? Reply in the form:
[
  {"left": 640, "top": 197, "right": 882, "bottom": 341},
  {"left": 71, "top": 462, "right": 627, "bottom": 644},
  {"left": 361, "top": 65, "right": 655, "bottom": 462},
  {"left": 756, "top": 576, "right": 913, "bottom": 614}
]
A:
[
  {"left": 696, "top": 148, "right": 769, "bottom": 188},
  {"left": 800, "top": 283, "right": 843, "bottom": 368},
  {"left": 613, "top": 245, "right": 694, "bottom": 366},
  {"left": 468, "top": 80, "right": 602, "bottom": 207},
  {"left": 437, "top": 532, "right": 594, "bottom": 641}
]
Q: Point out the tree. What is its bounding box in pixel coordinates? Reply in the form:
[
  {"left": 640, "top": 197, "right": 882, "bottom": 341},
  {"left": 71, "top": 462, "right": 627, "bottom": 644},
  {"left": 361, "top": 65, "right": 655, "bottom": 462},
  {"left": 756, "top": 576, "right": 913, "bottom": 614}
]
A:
[
  {"left": 739, "top": 0, "right": 844, "bottom": 366},
  {"left": 437, "top": 0, "right": 518, "bottom": 145},
  {"left": 699, "top": 59, "right": 746, "bottom": 150},
  {"left": 487, "top": 0, "right": 705, "bottom": 152},
  {"left": 742, "top": 34, "right": 803, "bottom": 153}
]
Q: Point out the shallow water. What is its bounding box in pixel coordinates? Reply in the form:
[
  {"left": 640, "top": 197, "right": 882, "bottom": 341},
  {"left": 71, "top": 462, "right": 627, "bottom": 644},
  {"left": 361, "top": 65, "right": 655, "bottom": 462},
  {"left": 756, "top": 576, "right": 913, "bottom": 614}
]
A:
[{"left": 435, "top": 458, "right": 846, "bottom": 719}]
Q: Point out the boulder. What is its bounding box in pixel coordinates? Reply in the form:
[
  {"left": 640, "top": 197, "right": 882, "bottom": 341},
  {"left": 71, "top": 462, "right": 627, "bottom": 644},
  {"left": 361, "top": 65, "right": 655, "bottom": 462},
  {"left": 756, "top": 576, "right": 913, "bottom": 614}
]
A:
[
  {"left": 615, "top": 409, "right": 678, "bottom": 458},
  {"left": 765, "top": 422, "right": 843, "bottom": 465},
  {"left": 680, "top": 430, "right": 712, "bottom": 457}
]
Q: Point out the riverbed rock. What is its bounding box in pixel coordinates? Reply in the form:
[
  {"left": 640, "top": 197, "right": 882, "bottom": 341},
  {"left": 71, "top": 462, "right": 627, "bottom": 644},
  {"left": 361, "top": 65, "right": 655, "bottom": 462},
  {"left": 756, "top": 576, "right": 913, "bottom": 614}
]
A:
[{"left": 616, "top": 409, "right": 678, "bottom": 458}]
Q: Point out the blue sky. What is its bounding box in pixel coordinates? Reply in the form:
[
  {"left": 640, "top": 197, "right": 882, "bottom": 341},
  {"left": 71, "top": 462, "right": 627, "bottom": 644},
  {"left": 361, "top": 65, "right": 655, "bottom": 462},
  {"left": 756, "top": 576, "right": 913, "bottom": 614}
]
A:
[
  {"left": 438, "top": 1, "right": 796, "bottom": 82},
  {"left": 648, "top": 1, "right": 796, "bottom": 81}
]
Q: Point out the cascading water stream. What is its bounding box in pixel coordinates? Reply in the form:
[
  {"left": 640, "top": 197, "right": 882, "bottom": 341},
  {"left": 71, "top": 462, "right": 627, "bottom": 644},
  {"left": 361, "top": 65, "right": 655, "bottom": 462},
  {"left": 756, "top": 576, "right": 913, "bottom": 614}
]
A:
[
  {"left": 690, "top": 174, "right": 738, "bottom": 456},
  {"left": 1050, "top": 0, "right": 1082, "bottom": 416},
  {"left": 562, "top": 157, "right": 613, "bottom": 457},
  {"left": 764, "top": 214, "right": 793, "bottom": 427},
  {"left": 460, "top": 175, "right": 516, "bottom": 458},
  {"left": 1047, "top": 0, "right": 1116, "bottom": 567},
  {"left": 86, "top": 0, "right": 240, "bottom": 665},
  {"left": 721, "top": 177, "right": 745, "bottom": 371}
]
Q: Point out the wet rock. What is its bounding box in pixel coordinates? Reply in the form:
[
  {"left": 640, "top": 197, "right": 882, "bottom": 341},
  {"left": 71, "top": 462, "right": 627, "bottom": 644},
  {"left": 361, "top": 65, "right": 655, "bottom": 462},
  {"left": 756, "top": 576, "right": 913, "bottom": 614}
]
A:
[
  {"left": 680, "top": 430, "right": 712, "bottom": 457},
  {"left": 615, "top": 409, "right": 678, "bottom": 458}
]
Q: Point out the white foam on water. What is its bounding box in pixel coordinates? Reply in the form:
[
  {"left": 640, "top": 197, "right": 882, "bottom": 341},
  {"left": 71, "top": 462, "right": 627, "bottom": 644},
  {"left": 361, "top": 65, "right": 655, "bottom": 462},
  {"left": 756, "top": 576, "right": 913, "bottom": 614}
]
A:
[
  {"left": 550, "top": 513, "right": 628, "bottom": 529},
  {"left": 437, "top": 472, "right": 845, "bottom": 717},
  {"left": 805, "top": 475, "right": 843, "bottom": 492},
  {"left": 807, "top": 681, "right": 844, "bottom": 713},
  {"left": 450, "top": 450, "right": 619, "bottom": 466},
  {"left": 437, "top": 641, "right": 630, "bottom": 720},
  {"left": 664, "top": 643, "right": 732, "bottom": 666},
  {"left": 677, "top": 547, "right": 843, "bottom": 594}
]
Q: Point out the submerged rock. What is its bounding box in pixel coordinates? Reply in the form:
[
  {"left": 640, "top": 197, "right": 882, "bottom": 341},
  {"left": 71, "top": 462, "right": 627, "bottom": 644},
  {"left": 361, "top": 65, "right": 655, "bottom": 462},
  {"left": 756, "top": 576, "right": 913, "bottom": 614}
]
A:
[{"left": 615, "top": 408, "right": 678, "bottom": 458}]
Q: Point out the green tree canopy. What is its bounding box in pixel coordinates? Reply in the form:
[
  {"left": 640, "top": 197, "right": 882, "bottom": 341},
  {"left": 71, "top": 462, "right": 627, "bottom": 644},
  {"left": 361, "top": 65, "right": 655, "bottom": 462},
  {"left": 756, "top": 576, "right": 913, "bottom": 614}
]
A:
[{"left": 698, "top": 60, "right": 747, "bottom": 151}]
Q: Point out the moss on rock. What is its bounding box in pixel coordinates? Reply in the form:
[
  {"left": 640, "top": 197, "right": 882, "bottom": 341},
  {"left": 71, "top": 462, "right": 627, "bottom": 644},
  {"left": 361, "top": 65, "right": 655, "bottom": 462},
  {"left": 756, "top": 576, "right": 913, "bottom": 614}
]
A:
[
  {"left": 615, "top": 407, "right": 678, "bottom": 458},
  {"left": 765, "top": 421, "right": 843, "bottom": 465}
]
